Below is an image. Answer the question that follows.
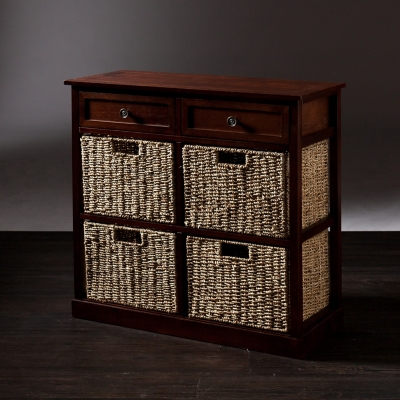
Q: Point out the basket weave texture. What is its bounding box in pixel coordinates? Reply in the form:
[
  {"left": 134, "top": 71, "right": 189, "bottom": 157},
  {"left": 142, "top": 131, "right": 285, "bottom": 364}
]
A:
[
  {"left": 183, "top": 145, "right": 290, "bottom": 238},
  {"left": 81, "top": 136, "right": 175, "bottom": 223},
  {"left": 186, "top": 236, "right": 290, "bottom": 332},
  {"left": 83, "top": 221, "right": 177, "bottom": 313},
  {"left": 302, "top": 229, "right": 330, "bottom": 320},
  {"left": 183, "top": 141, "right": 329, "bottom": 238},
  {"left": 302, "top": 140, "right": 329, "bottom": 229}
]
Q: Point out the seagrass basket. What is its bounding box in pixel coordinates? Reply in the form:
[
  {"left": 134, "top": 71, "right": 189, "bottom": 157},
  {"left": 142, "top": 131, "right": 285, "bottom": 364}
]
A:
[
  {"left": 83, "top": 221, "right": 177, "bottom": 313},
  {"left": 187, "top": 229, "right": 330, "bottom": 331},
  {"left": 187, "top": 236, "right": 290, "bottom": 332},
  {"left": 81, "top": 136, "right": 175, "bottom": 223},
  {"left": 302, "top": 140, "right": 330, "bottom": 229},
  {"left": 183, "top": 140, "right": 329, "bottom": 237},
  {"left": 302, "top": 229, "right": 330, "bottom": 320}
]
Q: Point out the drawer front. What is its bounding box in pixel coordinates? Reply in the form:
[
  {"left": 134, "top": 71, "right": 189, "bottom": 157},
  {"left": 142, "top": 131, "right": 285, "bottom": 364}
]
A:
[
  {"left": 80, "top": 92, "right": 176, "bottom": 134},
  {"left": 187, "top": 236, "right": 289, "bottom": 332},
  {"left": 81, "top": 136, "right": 175, "bottom": 223},
  {"left": 183, "top": 144, "right": 289, "bottom": 238},
  {"left": 182, "top": 99, "right": 289, "bottom": 143},
  {"left": 84, "top": 221, "right": 177, "bottom": 313}
]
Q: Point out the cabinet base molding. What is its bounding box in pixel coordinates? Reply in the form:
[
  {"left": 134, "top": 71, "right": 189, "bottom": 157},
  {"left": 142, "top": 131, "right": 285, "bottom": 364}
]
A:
[{"left": 72, "top": 299, "right": 343, "bottom": 359}]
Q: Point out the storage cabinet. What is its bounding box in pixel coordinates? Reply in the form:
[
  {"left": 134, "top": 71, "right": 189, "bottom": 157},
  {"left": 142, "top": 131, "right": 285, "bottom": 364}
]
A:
[{"left": 65, "top": 70, "right": 345, "bottom": 358}]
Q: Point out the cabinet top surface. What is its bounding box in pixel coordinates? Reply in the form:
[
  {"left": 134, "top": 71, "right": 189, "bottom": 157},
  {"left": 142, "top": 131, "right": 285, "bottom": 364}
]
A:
[{"left": 65, "top": 70, "right": 345, "bottom": 101}]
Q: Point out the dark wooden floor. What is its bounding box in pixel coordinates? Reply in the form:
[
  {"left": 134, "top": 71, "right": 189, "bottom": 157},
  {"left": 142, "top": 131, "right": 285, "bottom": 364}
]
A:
[{"left": 0, "top": 232, "right": 399, "bottom": 399}]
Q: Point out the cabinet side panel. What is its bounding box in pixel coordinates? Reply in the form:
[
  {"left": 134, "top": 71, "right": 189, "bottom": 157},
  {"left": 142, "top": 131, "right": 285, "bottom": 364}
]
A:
[
  {"left": 329, "top": 93, "right": 342, "bottom": 309},
  {"left": 302, "top": 97, "right": 330, "bottom": 135}
]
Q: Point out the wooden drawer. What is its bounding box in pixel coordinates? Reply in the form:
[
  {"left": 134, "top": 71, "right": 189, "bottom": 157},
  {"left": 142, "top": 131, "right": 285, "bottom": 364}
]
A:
[
  {"left": 182, "top": 99, "right": 289, "bottom": 143},
  {"left": 79, "top": 92, "right": 176, "bottom": 134}
]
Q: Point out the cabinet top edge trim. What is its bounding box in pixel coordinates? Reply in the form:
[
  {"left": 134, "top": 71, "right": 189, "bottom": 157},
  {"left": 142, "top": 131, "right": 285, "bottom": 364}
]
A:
[{"left": 65, "top": 70, "right": 346, "bottom": 101}]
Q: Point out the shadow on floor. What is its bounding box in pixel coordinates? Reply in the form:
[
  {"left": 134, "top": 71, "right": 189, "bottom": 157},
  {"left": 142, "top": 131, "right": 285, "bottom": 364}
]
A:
[{"left": 305, "top": 295, "right": 400, "bottom": 364}]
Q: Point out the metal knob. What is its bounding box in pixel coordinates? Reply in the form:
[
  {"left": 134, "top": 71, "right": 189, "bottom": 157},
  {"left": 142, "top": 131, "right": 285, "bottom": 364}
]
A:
[
  {"left": 227, "top": 116, "right": 237, "bottom": 127},
  {"left": 119, "top": 108, "right": 129, "bottom": 118}
]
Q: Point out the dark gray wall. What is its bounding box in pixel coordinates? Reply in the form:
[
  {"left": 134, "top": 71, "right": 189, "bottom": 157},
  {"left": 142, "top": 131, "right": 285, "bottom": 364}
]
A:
[{"left": 1, "top": 0, "right": 399, "bottom": 230}]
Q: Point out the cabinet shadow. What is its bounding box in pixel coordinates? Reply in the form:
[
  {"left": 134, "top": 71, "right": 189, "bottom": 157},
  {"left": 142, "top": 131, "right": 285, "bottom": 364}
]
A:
[{"left": 304, "top": 295, "right": 400, "bottom": 364}]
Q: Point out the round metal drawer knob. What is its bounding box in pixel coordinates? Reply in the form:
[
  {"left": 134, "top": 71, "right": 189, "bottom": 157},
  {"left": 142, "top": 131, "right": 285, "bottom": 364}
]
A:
[
  {"left": 227, "top": 116, "right": 237, "bottom": 127},
  {"left": 120, "top": 108, "right": 129, "bottom": 118}
]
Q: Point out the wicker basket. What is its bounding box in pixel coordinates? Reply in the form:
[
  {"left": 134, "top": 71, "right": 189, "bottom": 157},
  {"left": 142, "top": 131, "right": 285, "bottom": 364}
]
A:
[
  {"left": 187, "top": 229, "right": 330, "bottom": 331},
  {"left": 302, "top": 140, "right": 330, "bottom": 229},
  {"left": 81, "top": 136, "right": 175, "bottom": 223},
  {"left": 302, "top": 229, "right": 330, "bottom": 320},
  {"left": 186, "top": 236, "right": 290, "bottom": 332},
  {"left": 183, "top": 145, "right": 290, "bottom": 238},
  {"left": 83, "top": 221, "right": 177, "bottom": 313},
  {"left": 183, "top": 140, "right": 329, "bottom": 237}
]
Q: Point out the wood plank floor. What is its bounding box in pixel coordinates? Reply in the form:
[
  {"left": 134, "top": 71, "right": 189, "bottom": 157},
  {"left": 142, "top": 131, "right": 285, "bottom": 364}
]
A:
[{"left": 0, "top": 232, "right": 399, "bottom": 399}]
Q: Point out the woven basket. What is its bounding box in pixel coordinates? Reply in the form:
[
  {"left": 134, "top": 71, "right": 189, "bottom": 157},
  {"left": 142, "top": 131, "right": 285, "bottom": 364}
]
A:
[
  {"left": 81, "top": 136, "right": 175, "bottom": 223},
  {"left": 186, "top": 236, "right": 290, "bottom": 332},
  {"left": 183, "top": 140, "right": 329, "bottom": 237},
  {"left": 302, "top": 140, "right": 329, "bottom": 229},
  {"left": 302, "top": 229, "right": 330, "bottom": 320},
  {"left": 183, "top": 145, "right": 290, "bottom": 238},
  {"left": 187, "top": 229, "right": 330, "bottom": 331},
  {"left": 83, "top": 221, "right": 177, "bottom": 313}
]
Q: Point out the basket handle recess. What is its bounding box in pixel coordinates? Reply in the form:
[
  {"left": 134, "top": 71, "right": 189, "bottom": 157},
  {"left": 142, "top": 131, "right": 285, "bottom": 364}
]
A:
[
  {"left": 114, "top": 228, "right": 142, "bottom": 244},
  {"left": 218, "top": 150, "right": 246, "bottom": 165},
  {"left": 111, "top": 140, "right": 139, "bottom": 155},
  {"left": 221, "top": 242, "right": 249, "bottom": 259}
]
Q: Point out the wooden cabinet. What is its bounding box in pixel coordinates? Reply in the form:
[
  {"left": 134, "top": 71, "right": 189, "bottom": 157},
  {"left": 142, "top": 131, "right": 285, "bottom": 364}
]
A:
[{"left": 65, "top": 70, "right": 345, "bottom": 358}]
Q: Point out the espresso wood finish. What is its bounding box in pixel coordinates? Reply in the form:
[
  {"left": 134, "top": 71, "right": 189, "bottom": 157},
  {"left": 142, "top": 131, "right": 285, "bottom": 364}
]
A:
[
  {"left": 79, "top": 92, "right": 176, "bottom": 134},
  {"left": 79, "top": 126, "right": 289, "bottom": 152},
  {"left": 182, "top": 98, "right": 289, "bottom": 143},
  {"left": 79, "top": 213, "right": 292, "bottom": 248},
  {"left": 71, "top": 299, "right": 344, "bottom": 359},
  {"left": 65, "top": 71, "right": 345, "bottom": 358},
  {"left": 71, "top": 87, "right": 85, "bottom": 300},
  {"left": 302, "top": 127, "right": 335, "bottom": 148},
  {"left": 65, "top": 70, "right": 345, "bottom": 101},
  {"left": 302, "top": 96, "right": 330, "bottom": 135},
  {"left": 288, "top": 100, "right": 304, "bottom": 339}
]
